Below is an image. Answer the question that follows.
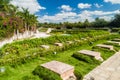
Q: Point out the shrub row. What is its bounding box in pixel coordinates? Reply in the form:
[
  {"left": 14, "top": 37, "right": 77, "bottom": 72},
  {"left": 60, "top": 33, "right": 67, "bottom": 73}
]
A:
[
  {"left": 33, "top": 64, "right": 83, "bottom": 80},
  {"left": 0, "top": 34, "right": 110, "bottom": 66},
  {"left": 0, "top": 31, "right": 111, "bottom": 66},
  {"left": 92, "top": 46, "right": 115, "bottom": 60},
  {"left": 32, "top": 66, "right": 62, "bottom": 80},
  {"left": 72, "top": 52, "right": 101, "bottom": 64}
]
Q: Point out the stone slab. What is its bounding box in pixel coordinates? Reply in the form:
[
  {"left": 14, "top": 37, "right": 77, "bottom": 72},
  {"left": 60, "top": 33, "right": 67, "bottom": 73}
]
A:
[
  {"left": 83, "top": 51, "right": 120, "bottom": 80},
  {"left": 78, "top": 50, "right": 103, "bottom": 61},
  {"left": 40, "top": 45, "right": 50, "bottom": 49},
  {"left": 96, "top": 44, "right": 114, "bottom": 50},
  {"left": 107, "top": 41, "right": 120, "bottom": 45},
  {"left": 54, "top": 43, "right": 63, "bottom": 47}
]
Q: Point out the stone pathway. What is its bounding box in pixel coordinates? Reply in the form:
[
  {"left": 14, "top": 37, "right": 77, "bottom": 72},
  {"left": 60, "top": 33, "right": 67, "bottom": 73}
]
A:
[
  {"left": 0, "top": 31, "right": 50, "bottom": 48},
  {"left": 83, "top": 51, "right": 120, "bottom": 80}
]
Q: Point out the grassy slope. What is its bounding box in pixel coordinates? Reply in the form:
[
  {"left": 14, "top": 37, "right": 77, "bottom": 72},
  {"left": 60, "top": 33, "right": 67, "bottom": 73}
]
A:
[{"left": 0, "top": 39, "right": 108, "bottom": 80}]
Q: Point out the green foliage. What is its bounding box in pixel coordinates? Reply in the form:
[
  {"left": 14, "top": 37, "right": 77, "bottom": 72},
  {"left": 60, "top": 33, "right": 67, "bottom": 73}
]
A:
[
  {"left": 103, "top": 42, "right": 120, "bottom": 52},
  {"left": 74, "top": 70, "right": 83, "bottom": 80},
  {"left": 92, "top": 46, "right": 115, "bottom": 60},
  {"left": 33, "top": 66, "right": 62, "bottom": 80},
  {"left": 21, "top": 75, "right": 40, "bottom": 80},
  {"left": 72, "top": 52, "right": 101, "bottom": 64},
  {"left": 110, "top": 14, "right": 120, "bottom": 27},
  {"left": 0, "top": 0, "right": 38, "bottom": 40},
  {"left": 111, "top": 28, "right": 120, "bottom": 33},
  {"left": 92, "top": 17, "right": 108, "bottom": 28},
  {"left": 0, "top": 66, "right": 11, "bottom": 77},
  {"left": 0, "top": 30, "right": 110, "bottom": 66}
]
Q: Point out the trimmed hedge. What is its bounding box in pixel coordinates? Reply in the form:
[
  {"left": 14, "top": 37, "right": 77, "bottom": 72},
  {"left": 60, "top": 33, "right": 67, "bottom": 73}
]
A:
[
  {"left": 103, "top": 42, "right": 120, "bottom": 52},
  {"left": 72, "top": 52, "right": 101, "bottom": 64},
  {"left": 74, "top": 70, "right": 83, "bottom": 80},
  {"left": 111, "top": 28, "right": 120, "bottom": 33},
  {"left": 92, "top": 46, "right": 115, "bottom": 60},
  {"left": 32, "top": 66, "right": 62, "bottom": 80},
  {"left": 21, "top": 75, "right": 40, "bottom": 80}
]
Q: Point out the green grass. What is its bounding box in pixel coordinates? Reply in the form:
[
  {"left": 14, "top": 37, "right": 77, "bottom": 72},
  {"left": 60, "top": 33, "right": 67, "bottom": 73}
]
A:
[
  {"left": 0, "top": 33, "right": 120, "bottom": 80},
  {"left": 0, "top": 39, "right": 109, "bottom": 80}
]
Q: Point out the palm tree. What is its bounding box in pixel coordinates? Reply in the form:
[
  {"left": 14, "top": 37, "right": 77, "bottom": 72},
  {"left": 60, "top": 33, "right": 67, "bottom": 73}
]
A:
[
  {"left": 20, "top": 8, "right": 30, "bottom": 31},
  {"left": 29, "top": 14, "right": 38, "bottom": 31},
  {"left": 18, "top": 8, "right": 38, "bottom": 32}
]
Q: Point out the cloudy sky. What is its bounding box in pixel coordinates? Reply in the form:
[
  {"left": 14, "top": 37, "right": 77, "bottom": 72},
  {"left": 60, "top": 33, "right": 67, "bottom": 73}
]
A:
[{"left": 10, "top": 0, "right": 120, "bottom": 23}]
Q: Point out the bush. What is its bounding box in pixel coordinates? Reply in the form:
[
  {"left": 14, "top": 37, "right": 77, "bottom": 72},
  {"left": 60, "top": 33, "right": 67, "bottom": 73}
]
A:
[
  {"left": 32, "top": 66, "right": 62, "bottom": 80},
  {"left": 111, "top": 28, "right": 120, "bottom": 33},
  {"left": 72, "top": 52, "right": 101, "bottom": 64},
  {"left": 103, "top": 42, "right": 120, "bottom": 52},
  {"left": 0, "top": 30, "right": 110, "bottom": 66},
  {"left": 92, "top": 46, "right": 115, "bottom": 60},
  {"left": 74, "top": 70, "right": 83, "bottom": 80},
  {"left": 21, "top": 75, "right": 40, "bottom": 80}
]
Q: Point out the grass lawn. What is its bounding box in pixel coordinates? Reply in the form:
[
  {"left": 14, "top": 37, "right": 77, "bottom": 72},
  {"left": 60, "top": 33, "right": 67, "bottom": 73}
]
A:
[{"left": 0, "top": 39, "right": 111, "bottom": 80}]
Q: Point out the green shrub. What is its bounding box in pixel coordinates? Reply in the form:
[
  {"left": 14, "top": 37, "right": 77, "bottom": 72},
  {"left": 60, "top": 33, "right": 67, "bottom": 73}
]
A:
[
  {"left": 0, "top": 30, "right": 110, "bottom": 65},
  {"left": 92, "top": 46, "right": 115, "bottom": 60},
  {"left": 21, "top": 75, "right": 40, "bottom": 80},
  {"left": 111, "top": 28, "right": 120, "bottom": 33},
  {"left": 32, "top": 66, "right": 62, "bottom": 80},
  {"left": 72, "top": 52, "right": 101, "bottom": 64},
  {"left": 74, "top": 70, "right": 83, "bottom": 80},
  {"left": 103, "top": 42, "right": 120, "bottom": 52}
]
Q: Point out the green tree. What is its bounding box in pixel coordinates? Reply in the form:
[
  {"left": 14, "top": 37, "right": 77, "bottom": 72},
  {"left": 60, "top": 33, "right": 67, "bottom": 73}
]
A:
[
  {"left": 92, "top": 17, "right": 108, "bottom": 28},
  {"left": 84, "top": 19, "right": 90, "bottom": 28},
  {"left": 110, "top": 14, "right": 120, "bottom": 27}
]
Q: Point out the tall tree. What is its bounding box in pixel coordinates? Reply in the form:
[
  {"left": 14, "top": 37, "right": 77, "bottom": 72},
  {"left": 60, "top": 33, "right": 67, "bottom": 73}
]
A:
[
  {"left": 110, "top": 14, "right": 120, "bottom": 28},
  {"left": 92, "top": 17, "right": 108, "bottom": 28},
  {"left": 84, "top": 19, "right": 90, "bottom": 28}
]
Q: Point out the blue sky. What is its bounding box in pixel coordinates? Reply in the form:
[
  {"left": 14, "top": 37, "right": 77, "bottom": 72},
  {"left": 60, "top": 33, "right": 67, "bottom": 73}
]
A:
[{"left": 10, "top": 0, "right": 120, "bottom": 23}]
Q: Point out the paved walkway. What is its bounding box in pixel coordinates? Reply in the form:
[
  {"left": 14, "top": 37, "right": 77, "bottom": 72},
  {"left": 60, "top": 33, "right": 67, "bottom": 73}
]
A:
[
  {"left": 83, "top": 51, "right": 120, "bottom": 80},
  {"left": 0, "top": 31, "right": 50, "bottom": 48}
]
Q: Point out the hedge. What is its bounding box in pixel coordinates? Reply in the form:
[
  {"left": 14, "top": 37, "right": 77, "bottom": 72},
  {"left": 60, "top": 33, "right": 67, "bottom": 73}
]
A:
[
  {"left": 32, "top": 66, "right": 62, "bottom": 80},
  {"left": 72, "top": 52, "right": 101, "bottom": 64}
]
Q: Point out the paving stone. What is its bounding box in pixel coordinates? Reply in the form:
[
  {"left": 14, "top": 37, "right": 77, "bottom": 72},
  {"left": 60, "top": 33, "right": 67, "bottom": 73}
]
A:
[{"left": 83, "top": 51, "right": 120, "bottom": 80}]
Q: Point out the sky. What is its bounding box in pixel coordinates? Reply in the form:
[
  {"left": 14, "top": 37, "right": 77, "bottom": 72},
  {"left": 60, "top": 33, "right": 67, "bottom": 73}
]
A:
[{"left": 10, "top": 0, "right": 120, "bottom": 23}]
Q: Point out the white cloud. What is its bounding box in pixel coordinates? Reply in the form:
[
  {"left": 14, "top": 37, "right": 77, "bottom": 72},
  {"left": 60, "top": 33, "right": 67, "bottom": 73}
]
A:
[
  {"left": 99, "top": 16, "right": 113, "bottom": 21},
  {"left": 38, "top": 10, "right": 120, "bottom": 23},
  {"left": 59, "top": 5, "right": 72, "bottom": 11},
  {"left": 78, "top": 3, "right": 91, "bottom": 9},
  {"left": 10, "top": 0, "right": 46, "bottom": 14},
  {"left": 94, "top": 3, "right": 103, "bottom": 8},
  {"left": 38, "top": 11, "right": 77, "bottom": 23},
  {"left": 79, "top": 10, "right": 120, "bottom": 16},
  {"left": 104, "top": 0, "right": 120, "bottom": 4}
]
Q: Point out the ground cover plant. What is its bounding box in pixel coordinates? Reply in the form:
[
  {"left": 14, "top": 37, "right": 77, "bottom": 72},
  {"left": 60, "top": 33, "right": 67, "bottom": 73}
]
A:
[
  {"left": 0, "top": 30, "right": 109, "bottom": 66},
  {"left": 72, "top": 52, "right": 101, "bottom": 64},
  {"left": 0, "top": 31, "right": 120, "bottom": 80},
  {"left": 92, "top": 46, "right": 115, "bottom": 60},
  {"left": 33, "top": 66, "right": 62, "bottom": 80}
]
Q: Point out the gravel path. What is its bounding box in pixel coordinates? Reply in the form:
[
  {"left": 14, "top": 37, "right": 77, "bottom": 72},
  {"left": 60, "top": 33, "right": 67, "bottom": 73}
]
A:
[{"left": 83, "top": 51, "right": 120, "bottom": 80}]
